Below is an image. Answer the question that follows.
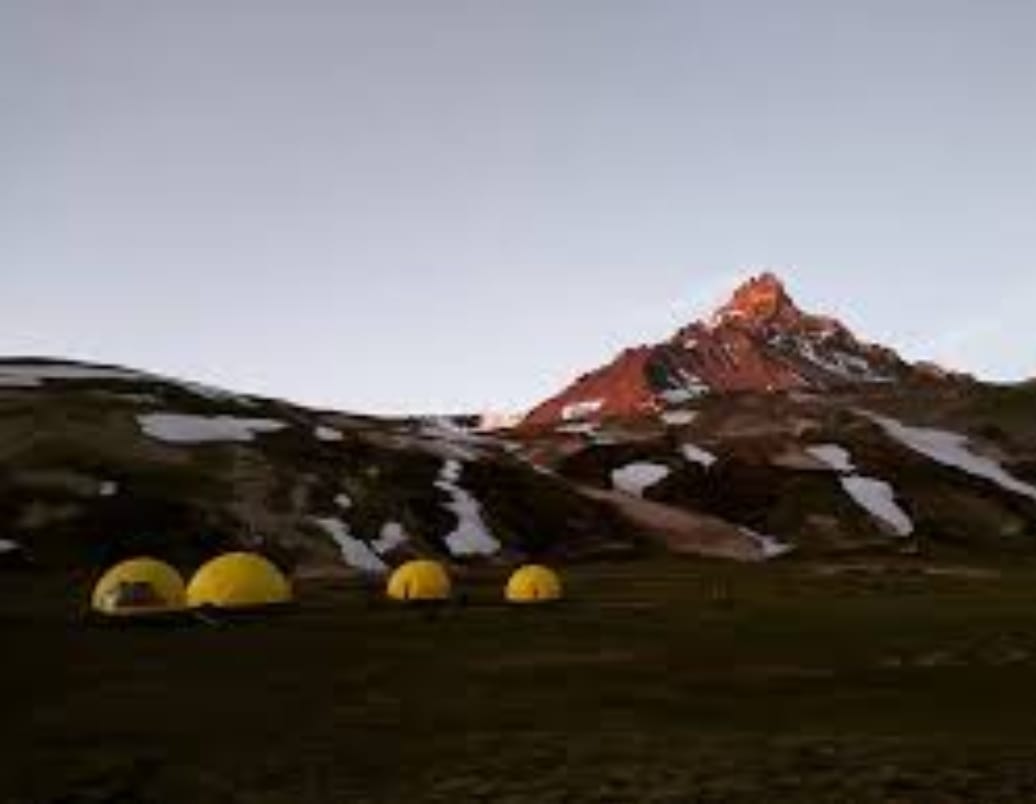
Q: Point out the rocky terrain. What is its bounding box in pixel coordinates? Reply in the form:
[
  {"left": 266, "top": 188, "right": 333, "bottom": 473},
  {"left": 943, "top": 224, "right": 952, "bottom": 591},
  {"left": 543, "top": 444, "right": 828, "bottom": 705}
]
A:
[
  {"left": 511, "top": 383, "right": 1036, "bottom": 559},
  {"left": 0, "top": 359, "right": 636, "bottom": 573},
  {"left": 510, "top": 274, "right": 1036, "bottom": 559},
  {"left": 2, "top": 274, "right": 1034, "bottom": 575}
]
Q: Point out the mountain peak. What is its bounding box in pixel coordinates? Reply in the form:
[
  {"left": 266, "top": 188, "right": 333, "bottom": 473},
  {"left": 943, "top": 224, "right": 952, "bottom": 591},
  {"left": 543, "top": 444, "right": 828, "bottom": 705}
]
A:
[
  {"left": 709, "top": 272, "right": 801, "bottom": 328},
  {"left": 520, "top": 271, "right": 965, "bottom": 428}
]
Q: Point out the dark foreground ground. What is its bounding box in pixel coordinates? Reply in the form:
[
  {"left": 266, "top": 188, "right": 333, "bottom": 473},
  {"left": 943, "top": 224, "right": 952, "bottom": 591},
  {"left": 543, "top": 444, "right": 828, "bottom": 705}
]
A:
[{"left": 6, "top": 559, "right": 1036, "bottom": 803}]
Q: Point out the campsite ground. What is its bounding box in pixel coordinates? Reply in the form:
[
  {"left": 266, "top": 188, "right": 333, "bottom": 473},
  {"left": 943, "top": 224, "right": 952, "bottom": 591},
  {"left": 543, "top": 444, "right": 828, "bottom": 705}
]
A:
[{"left": 7, "top": 558, "right": 1036, "bottom": 803}]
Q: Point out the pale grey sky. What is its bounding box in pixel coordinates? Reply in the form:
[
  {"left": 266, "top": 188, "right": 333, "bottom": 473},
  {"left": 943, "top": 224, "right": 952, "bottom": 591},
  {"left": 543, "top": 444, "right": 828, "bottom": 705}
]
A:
[{"left": 2, "top": 1, "right": 1034, "bottom": 413}]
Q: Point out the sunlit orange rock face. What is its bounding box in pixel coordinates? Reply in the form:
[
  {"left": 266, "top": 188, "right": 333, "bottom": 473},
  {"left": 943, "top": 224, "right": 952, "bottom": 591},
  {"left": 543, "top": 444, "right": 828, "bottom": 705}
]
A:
[
  {"left": 521, "top": 272, "right": 955, "bottom": 429},
  {"left": 713, "top": 272, "right": 805, "bottom": 329},
  {"left": 525, "top": 347, "right": 659, "bottom": 426}
]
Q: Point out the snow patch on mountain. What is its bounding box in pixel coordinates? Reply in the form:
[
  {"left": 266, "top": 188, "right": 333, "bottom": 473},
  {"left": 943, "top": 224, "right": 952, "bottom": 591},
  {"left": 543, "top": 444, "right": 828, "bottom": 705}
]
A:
[
  {"left": 435, "top": 460, "right": 499, "bottom": 556},
  {"left": 806, "top": 443, "right": 913, "bottom": 535},
  {"left": 659, "top": 385, "right": 708, "bottom": 404},
  {"left": 137, "top": 413, "right": 288, "bottom": 444},
  {"left": 863, "top": 412, "right": 1036, "bottom": 501},
  {"left": 740, "top": 527, "right": 794, "bottom": 559},
  {"left": 98, "top": 481, "right": 119, "bottom": 498},
  {"left": 561, "top": 399, "right": 604, "bottom": 421},
  {"left": 0, "top": 539, "right": 20, "bottom": 554},
  {"left": 556, "top": 422, "right": 598, "bottom": 435},
  {"left": 612, "top": 462, "right": 671, "bottom": 497},
  {"left": 661, "top": 410, "right": 698, "bottom": 426},
  {"left": 311, "top": 516, "right": 387, "bottom": 573},
  {"left": 807, "top": 444, "right": 856, "bottom": 473},
  {"left": 414, "top": 418, "right": 492, "bottom": 461},
  {"left": 314, "top": 425, "right": 344, "bottom": 442},
  {"left": 787, "top": 338, "right": 892, "bottom": 383},
  {"left": 478, "top": 411, "right": 523, "bottom": 431},
  {"left": 840, "top": 476, "right": 914, "bottom": 536},
  {"left": 680, "top": 444, "right": 717, "bottom": 468},
  {"left": 372, "top": 522, "right": 408, "bottom": 554},
  {"left": 0, "top": 363, "right": 144, "bottom": 384}
]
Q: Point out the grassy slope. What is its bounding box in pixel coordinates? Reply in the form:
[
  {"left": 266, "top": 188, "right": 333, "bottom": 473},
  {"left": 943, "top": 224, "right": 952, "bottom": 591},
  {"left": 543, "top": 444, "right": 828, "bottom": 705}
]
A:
[{"left": 7, "top": 559, "right": 1036, "bottom": 802}]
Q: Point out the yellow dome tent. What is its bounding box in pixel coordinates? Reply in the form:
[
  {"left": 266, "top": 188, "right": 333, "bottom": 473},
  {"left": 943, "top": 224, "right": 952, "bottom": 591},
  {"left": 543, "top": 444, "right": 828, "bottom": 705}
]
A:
[
  {"left": 505, "top": 564, "right": 563, "bottom": 604},
  {"left": 386, "top": 559, "right": 451, "bottom": 602},
  {"left": 91, "top": 557, "right": 187, "bottom": 616},
  {"left": 186, "top": 552, "right": 292, "bottom": 609}
]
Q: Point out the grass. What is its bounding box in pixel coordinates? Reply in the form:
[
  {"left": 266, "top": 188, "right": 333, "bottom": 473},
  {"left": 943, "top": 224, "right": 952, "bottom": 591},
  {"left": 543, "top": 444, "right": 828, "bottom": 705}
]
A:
[{"left": 7, "top": 558, "right": 1036, "bottom": 802}]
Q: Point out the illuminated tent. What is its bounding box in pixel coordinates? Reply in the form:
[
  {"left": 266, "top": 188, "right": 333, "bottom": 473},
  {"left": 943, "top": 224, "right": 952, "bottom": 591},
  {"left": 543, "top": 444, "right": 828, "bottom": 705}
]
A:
[
  {"left": 186, "top": 552, "right": 292, "bottom": 609},
  {"left": 505, "top": 564, "right": 563, "bottom": 604},
  {"left": 91, "top": 557, "right": 187, "bottom": 616},
  {"left": 386, "top": 559, "right": 451, "bottom": 602}
]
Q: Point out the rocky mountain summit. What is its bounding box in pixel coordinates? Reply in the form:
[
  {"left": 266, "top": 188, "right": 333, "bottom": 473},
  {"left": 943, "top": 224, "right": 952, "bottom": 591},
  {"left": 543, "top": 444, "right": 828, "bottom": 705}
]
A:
[{"left": 522, "top": 273, "right": 967, "bottom": 428}]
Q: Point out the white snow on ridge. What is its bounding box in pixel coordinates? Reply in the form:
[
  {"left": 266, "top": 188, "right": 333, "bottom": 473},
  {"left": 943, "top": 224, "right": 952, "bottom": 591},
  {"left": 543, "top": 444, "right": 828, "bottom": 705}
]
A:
[
  {"left": 807, "top": 444, "right": 856, "bottom": 473},
  {"left": 863, "top": 412, "right": 1036, "bottom": 501},
  {"left": 0, "top": 539, "right": 20, "bottom": 554},
  {"left": 0, "top": 363, "right": 144, "bottom": 383},
  {"left": 805, "top": 441, "right": 913, "bottom": 537},
  {"left": 435, "top": 459, "right": 500, "bottom": 556},
  {"left": 414, "top": 418, "right": 488, "bottom": 461},
  {"left": 661, "top": 410, "right": 698, "bottom": 426},
  {"left": 840, "top": 476, "right": 914, "bottom": 537},
  {"left": 478, "top": 411, "right": 523, "bottom": 431},
  {"left": 556, "top": 422, "right": 597, "bottom": 435},
  {"left": 137, "top": 413, "right": 288, "bottom": 444},
  {"left": 708, "top": 308, "right": 744, "bottom": 329},
  {"left": 315, "top": 425, "right": 344, "bottom": 442},
  {"left": 795, "top": 339, "right": 891, "bottom": 383},
  {"left": 311, "top": 516, "right": 387, "bottom": 573},
  {"left": 680, "top": 444, "right": 717, "bottom": 468},
  {"left": 414, "top": 437, "right": 479, "bottom": 462},
  {"left": 372, "top": 521, "right": 408, "bottom": 554},
  {"left": 659, "top": 389, "right": 695, "bottom": 404},
  {"left": 420, "top": 417, "right": 488, "bottom": 443},
  {"left": 98, "top": 481, "right": 119, "bottom": 498},
  {"left": 659, "top": 371, "right": 710, "bottom": 404},
  {"left": 334, "top": 493, "right": 352, "bottom": 510},
  {"left": 561, "top": 399, "right": 604, "bottom": 421},
  {"left": 611, "top": 462, "right": 671, "bottom": 497},
  {"left": 740, "top": 527, "right": 794, "bottom": 559}
]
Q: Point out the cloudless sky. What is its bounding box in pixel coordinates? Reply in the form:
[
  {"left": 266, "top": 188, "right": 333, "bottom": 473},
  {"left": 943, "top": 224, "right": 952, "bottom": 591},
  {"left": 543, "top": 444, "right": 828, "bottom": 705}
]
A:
[{"left": 3, "top": 1, "right": 1035, "bottom": 414}]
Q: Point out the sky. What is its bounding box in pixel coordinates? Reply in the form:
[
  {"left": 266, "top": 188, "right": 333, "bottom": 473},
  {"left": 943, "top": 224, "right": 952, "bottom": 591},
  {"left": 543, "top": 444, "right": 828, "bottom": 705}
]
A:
[{"left": 2, "top": 1, "right": 1035, "bottom": 414}]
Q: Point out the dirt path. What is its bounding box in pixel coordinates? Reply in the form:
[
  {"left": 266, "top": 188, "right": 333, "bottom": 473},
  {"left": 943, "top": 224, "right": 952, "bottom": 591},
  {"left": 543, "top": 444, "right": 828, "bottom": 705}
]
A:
[{"left": 577, "top": 485, "right": 763, "bottom": 561}]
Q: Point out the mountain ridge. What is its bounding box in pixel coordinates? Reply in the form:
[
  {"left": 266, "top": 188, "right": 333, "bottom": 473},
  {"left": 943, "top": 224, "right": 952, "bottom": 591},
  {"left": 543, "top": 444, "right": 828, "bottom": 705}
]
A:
[
  {"left": 2, "top": 275, "right": 1034, "bottom": 573},
  {"left": 522, "top": 273, "right": 969, "bottom": 428}
]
